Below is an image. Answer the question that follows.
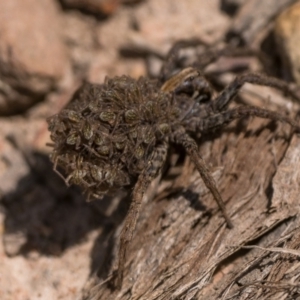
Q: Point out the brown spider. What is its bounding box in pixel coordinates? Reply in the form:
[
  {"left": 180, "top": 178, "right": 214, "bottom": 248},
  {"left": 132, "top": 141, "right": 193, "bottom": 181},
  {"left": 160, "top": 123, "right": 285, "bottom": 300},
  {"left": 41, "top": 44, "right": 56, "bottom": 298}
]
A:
[{"left": 47, "top": 42, "right": 300, "bottom": 289}]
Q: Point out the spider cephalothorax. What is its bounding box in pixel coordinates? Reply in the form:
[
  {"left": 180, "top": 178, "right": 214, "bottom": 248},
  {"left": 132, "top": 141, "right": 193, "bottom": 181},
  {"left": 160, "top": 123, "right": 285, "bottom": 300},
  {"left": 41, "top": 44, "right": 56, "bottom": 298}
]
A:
[{"left": 47, "top": 44, "right": 300, "bottom": 289}]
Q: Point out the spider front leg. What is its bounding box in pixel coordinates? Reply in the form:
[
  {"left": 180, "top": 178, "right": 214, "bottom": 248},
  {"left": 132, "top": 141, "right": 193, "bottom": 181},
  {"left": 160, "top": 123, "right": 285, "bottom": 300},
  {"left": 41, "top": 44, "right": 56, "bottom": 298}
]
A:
[
  {"left": 172, "top": 127, "right": 233, "bottom": 228},
  {"left": 212, "top": 73, "right": 300, "bottom": 112},
  {"left": 186, "top": 106, "right": 300, "bottom": 133},
  {"left": 161, "top": 40, "right": 265, "bottom": 83},
  {"left": 160, "top": 38, "right": 209, "bottom": 82},
  {"left": 115, "top": 143, "right": 168, "bottom": 289}
]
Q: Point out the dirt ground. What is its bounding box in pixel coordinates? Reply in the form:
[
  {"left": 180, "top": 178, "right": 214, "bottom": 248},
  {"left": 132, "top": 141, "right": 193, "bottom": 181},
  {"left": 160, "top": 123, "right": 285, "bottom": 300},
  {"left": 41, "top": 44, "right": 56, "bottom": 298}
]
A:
[{"left": 1, "top": 0, "right": 300, "bottom": 299}]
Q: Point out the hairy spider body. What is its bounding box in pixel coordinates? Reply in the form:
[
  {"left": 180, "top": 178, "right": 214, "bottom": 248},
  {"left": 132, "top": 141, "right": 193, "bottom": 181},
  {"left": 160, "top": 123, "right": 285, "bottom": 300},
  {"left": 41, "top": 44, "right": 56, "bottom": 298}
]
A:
[
  {"left": 48, "top": 52, "right": 300, "bottom": 288},
  {"left": 48, "top": 76, "right": 179, "bottom": 197}
]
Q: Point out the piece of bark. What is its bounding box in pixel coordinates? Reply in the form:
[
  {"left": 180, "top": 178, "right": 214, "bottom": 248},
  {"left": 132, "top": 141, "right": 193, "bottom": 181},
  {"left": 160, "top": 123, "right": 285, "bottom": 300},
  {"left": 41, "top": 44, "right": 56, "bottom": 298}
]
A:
[{"left": 208, "top": 135, "right": 300, "bottom": 299}]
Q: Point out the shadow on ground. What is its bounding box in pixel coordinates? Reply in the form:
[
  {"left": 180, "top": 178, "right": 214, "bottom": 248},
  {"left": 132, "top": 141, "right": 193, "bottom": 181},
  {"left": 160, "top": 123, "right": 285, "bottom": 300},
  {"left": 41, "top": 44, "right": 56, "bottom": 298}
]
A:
[{"left": 0, "top": 151, "right": 130, "bottom": 274}]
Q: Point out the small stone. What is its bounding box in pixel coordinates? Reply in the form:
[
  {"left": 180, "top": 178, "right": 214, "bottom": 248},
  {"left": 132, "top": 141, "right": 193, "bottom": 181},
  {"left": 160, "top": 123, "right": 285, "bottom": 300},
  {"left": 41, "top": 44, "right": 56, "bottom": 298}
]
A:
[{"left": 0, "top": 0, "right": 70, "bottom": 114}]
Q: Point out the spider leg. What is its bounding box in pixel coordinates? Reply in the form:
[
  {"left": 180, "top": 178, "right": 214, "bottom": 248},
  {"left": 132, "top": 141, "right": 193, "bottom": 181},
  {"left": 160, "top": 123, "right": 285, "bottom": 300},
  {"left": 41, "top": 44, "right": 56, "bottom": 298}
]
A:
[
  {"left": 160, "top": 38, "right": 208, "bottom": 82},
  {"left": 212, "top": 73, "right": 300, "bottom": 112},
  {"left": 161, "top": 40, "right": 265, "bottom": 82},
  {"left": 187, "top": 106, "right": 300, "bottom": 133},
  {"left": 116, "top": 142, "right": 168, "bottom": 289},
  {"left": 195, "top": 46, "right": 264, "bottom": 71},
  {"left": 172, "top": 128, "right": 233, "bottom": 228}
]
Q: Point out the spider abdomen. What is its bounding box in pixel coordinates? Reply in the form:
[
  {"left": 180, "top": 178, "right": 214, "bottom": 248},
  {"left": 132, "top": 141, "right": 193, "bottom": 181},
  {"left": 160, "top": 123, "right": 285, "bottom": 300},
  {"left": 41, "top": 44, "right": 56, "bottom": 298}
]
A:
[{"left": 47, "top": 75, "right": 178, "bottom": 198}]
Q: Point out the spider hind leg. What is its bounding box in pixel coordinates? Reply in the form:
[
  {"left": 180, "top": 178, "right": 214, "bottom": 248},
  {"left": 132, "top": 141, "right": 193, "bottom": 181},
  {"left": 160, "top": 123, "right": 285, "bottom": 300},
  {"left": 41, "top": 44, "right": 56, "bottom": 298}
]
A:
[
  {"left": 171, "top": 128, "right": 233, "bottom": 228},
  {"left": 115, "top": 143, "right": 168, "bottom": 289}
]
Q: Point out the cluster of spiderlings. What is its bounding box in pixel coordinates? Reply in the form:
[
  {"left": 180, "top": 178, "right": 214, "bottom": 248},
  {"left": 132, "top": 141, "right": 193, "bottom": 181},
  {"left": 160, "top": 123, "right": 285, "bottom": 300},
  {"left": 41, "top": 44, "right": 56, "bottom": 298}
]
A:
[{"left": 47, "top": 75, "right": 181, "bottom": 199}]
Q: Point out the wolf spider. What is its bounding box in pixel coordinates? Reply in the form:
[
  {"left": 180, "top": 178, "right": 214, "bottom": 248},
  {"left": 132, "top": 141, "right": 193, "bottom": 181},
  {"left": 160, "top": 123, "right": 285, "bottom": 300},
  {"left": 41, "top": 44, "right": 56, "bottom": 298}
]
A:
[{"left": 47, "top": 40, "right": 300, "bottom": 289}]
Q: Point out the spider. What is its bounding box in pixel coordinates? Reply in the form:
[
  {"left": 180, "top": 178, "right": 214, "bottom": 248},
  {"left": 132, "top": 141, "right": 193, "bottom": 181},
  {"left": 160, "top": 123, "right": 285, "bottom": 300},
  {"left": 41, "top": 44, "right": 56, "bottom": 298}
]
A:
[{"left": 47, "top": 41, "right": 300, "bottom": 289}]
